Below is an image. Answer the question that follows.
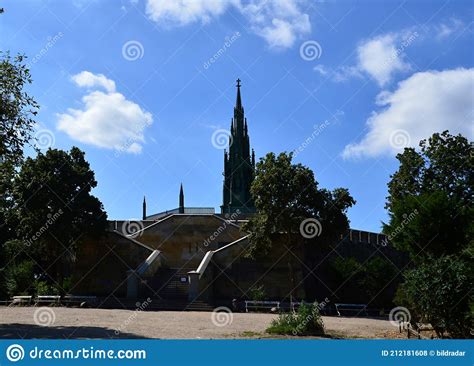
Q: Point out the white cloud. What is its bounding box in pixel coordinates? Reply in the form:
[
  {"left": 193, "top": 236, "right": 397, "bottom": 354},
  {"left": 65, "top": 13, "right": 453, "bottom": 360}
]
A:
[
  {"left": 71, "top": 71, "right": 116, "bottom": 93},
  {"left": 239, "top": 0, "right": 311, "bottom": 49},
  {"left": 144, "top": 0, "right": 311, "bottom": 49},
  {"left": 342, "top": 68, "right": 474, "bottom": 159},
  {"left": 356, "top": 33, "right": 413, "bottom": 86},
  {"left": 314, "top": 30, "right": 417, "bottom": 86},
  {"left": 435, "top": 18, "right": 464, "bottom": 40},
  {"left": 145, "top": 0, "right": 234, "bottom": 26},
  {"left": 57, "top": 72, "right": 153, "bottom": 154}
]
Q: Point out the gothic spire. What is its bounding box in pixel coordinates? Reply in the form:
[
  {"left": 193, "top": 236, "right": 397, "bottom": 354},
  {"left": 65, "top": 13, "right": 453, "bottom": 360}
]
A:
[
  {"left": 142, "top": 196, "right": 147, "bottom": 220},
  {"left": 179, "top": 183, "right": 184, "bottom": 214},
  {"left": 235, "top": 78, "right": 242, "bottom": 110}
]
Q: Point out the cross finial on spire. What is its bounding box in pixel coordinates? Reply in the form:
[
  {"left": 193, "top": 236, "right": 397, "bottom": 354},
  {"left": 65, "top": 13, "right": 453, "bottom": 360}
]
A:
[{"left": 235, "top": 78, "right": 242, "bottom": 110}]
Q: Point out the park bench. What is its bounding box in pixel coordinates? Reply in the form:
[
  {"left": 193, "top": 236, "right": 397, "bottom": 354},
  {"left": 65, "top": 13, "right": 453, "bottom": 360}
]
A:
[
  {"left": 335, "top": 303, "right": 368, "bottom": 317},
  {"left": 291, "top": 301, "right": 330, "bottom": 315},
  {"left": 245, "top": 300, "right": 280, "bottom": 313},
  {"left": 62, "top": 295, "right": 98, "bottom": 307},
  {"left": 35, "top": 295, "right": 61, "bottom": 306},
  {"left": 9, "top": 295, "right": 32, "bottom": 306},
  {"left": 290, "top": 301, "right": 312, "bottom": 312}
]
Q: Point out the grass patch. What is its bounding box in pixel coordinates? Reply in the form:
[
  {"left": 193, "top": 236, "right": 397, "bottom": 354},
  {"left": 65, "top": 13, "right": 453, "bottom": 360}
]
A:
[
  {"left": 240, "top": 330, "right": 262, "bottom": 337},
  {"left": 266, "top": 303, "right": 325, "bottom": 336}
]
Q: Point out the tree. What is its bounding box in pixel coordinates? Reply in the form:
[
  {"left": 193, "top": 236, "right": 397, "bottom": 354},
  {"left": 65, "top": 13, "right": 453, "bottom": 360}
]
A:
[
  {"left": 8, "top": 147, "right": 107, "bottom": 292},
  {"left": 0, "top": 52, "right": 38, "bottom": 165},
  {"left": 398, "top": 256, "right": 472, "bottom": 338},
  {"left": 244, "top": 152, "right": 355, "bottom": 299},
  {"left": 0, "top": 51, "right": 39, "bottom": 297},
  {"left": 384, "top": 131, "right": 473, "bottom": 260},
  {"left": 386, "top": 131, "right": 473, "bottom": 338}
]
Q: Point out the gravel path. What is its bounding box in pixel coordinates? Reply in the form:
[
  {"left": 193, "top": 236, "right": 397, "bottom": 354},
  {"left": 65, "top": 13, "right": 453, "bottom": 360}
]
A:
[{"left": 0, "top": 307, "right": 401, "bottom": 339}]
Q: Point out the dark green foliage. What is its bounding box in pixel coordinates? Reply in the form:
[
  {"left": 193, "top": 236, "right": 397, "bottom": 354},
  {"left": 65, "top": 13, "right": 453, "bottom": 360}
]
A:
[
  {"left": 384, "top": 131, "right": 473, "bottom": 261},
  {"left": 396, "top": 256, "right": 473, "bottom": 338},
  {"left": 0, "top": 52, "right": 39, "bottom": 165},
  {"left": 245, "top": 152, "right": 355, "bottom": 256},
  {"left": 249, "top": 284, "right": 266, "bottom": 302},
  {"left": 267, "top": 303, "right": 325, "bottom": 336},
  {"left": 5, "top": 260, "right": 35, "bottom": 296},
  {"left": 386, "top": 131, "right": 473, "bottom": 338},
  {"left": 244, "top": 152, "right": 355, "bottom": 298},
  {"left": 2, "top": 147, "right": 107, "bottom": 296},
  {"left": 331, "top": 256, "right": 397, "bottom": 306}
]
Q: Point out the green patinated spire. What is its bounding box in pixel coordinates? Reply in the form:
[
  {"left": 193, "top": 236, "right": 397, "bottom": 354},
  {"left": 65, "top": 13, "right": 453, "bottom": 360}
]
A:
[{"left": 221, "top": 79, "right": 255, "bottom": 214}]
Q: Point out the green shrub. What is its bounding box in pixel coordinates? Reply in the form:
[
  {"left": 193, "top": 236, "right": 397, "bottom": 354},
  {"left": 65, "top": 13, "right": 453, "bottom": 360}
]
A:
[
  {"left": 34, "top": 280, "right": 60, "bottom": 296},
  {"left": 5, "top": 260, "right": 35, "bottom": 296},
  {"left": 267, "top": 303, "right": 324, "bottom": 336},
  {"left": 249, "top": 284, "right": 266, "bottom": 302},
  {"left": 396, "top": 255, "right": 473, "bottom": 338}
]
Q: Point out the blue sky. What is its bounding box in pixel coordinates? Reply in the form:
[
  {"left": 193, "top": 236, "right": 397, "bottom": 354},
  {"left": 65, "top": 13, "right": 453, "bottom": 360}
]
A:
[{"left": 1, "top": 0, "right": 473, "bottom": 232}]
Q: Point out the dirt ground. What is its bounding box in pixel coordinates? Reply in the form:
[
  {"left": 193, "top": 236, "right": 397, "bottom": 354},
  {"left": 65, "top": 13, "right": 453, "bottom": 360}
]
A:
[{"left": 0, "top": 307, "right": 404, "bottom": 339}]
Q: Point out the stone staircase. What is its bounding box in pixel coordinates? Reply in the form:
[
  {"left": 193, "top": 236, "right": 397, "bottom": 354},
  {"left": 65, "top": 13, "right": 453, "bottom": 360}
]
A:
[{"left": 96, "top": 267, "right": 215, "bottom": 311}]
